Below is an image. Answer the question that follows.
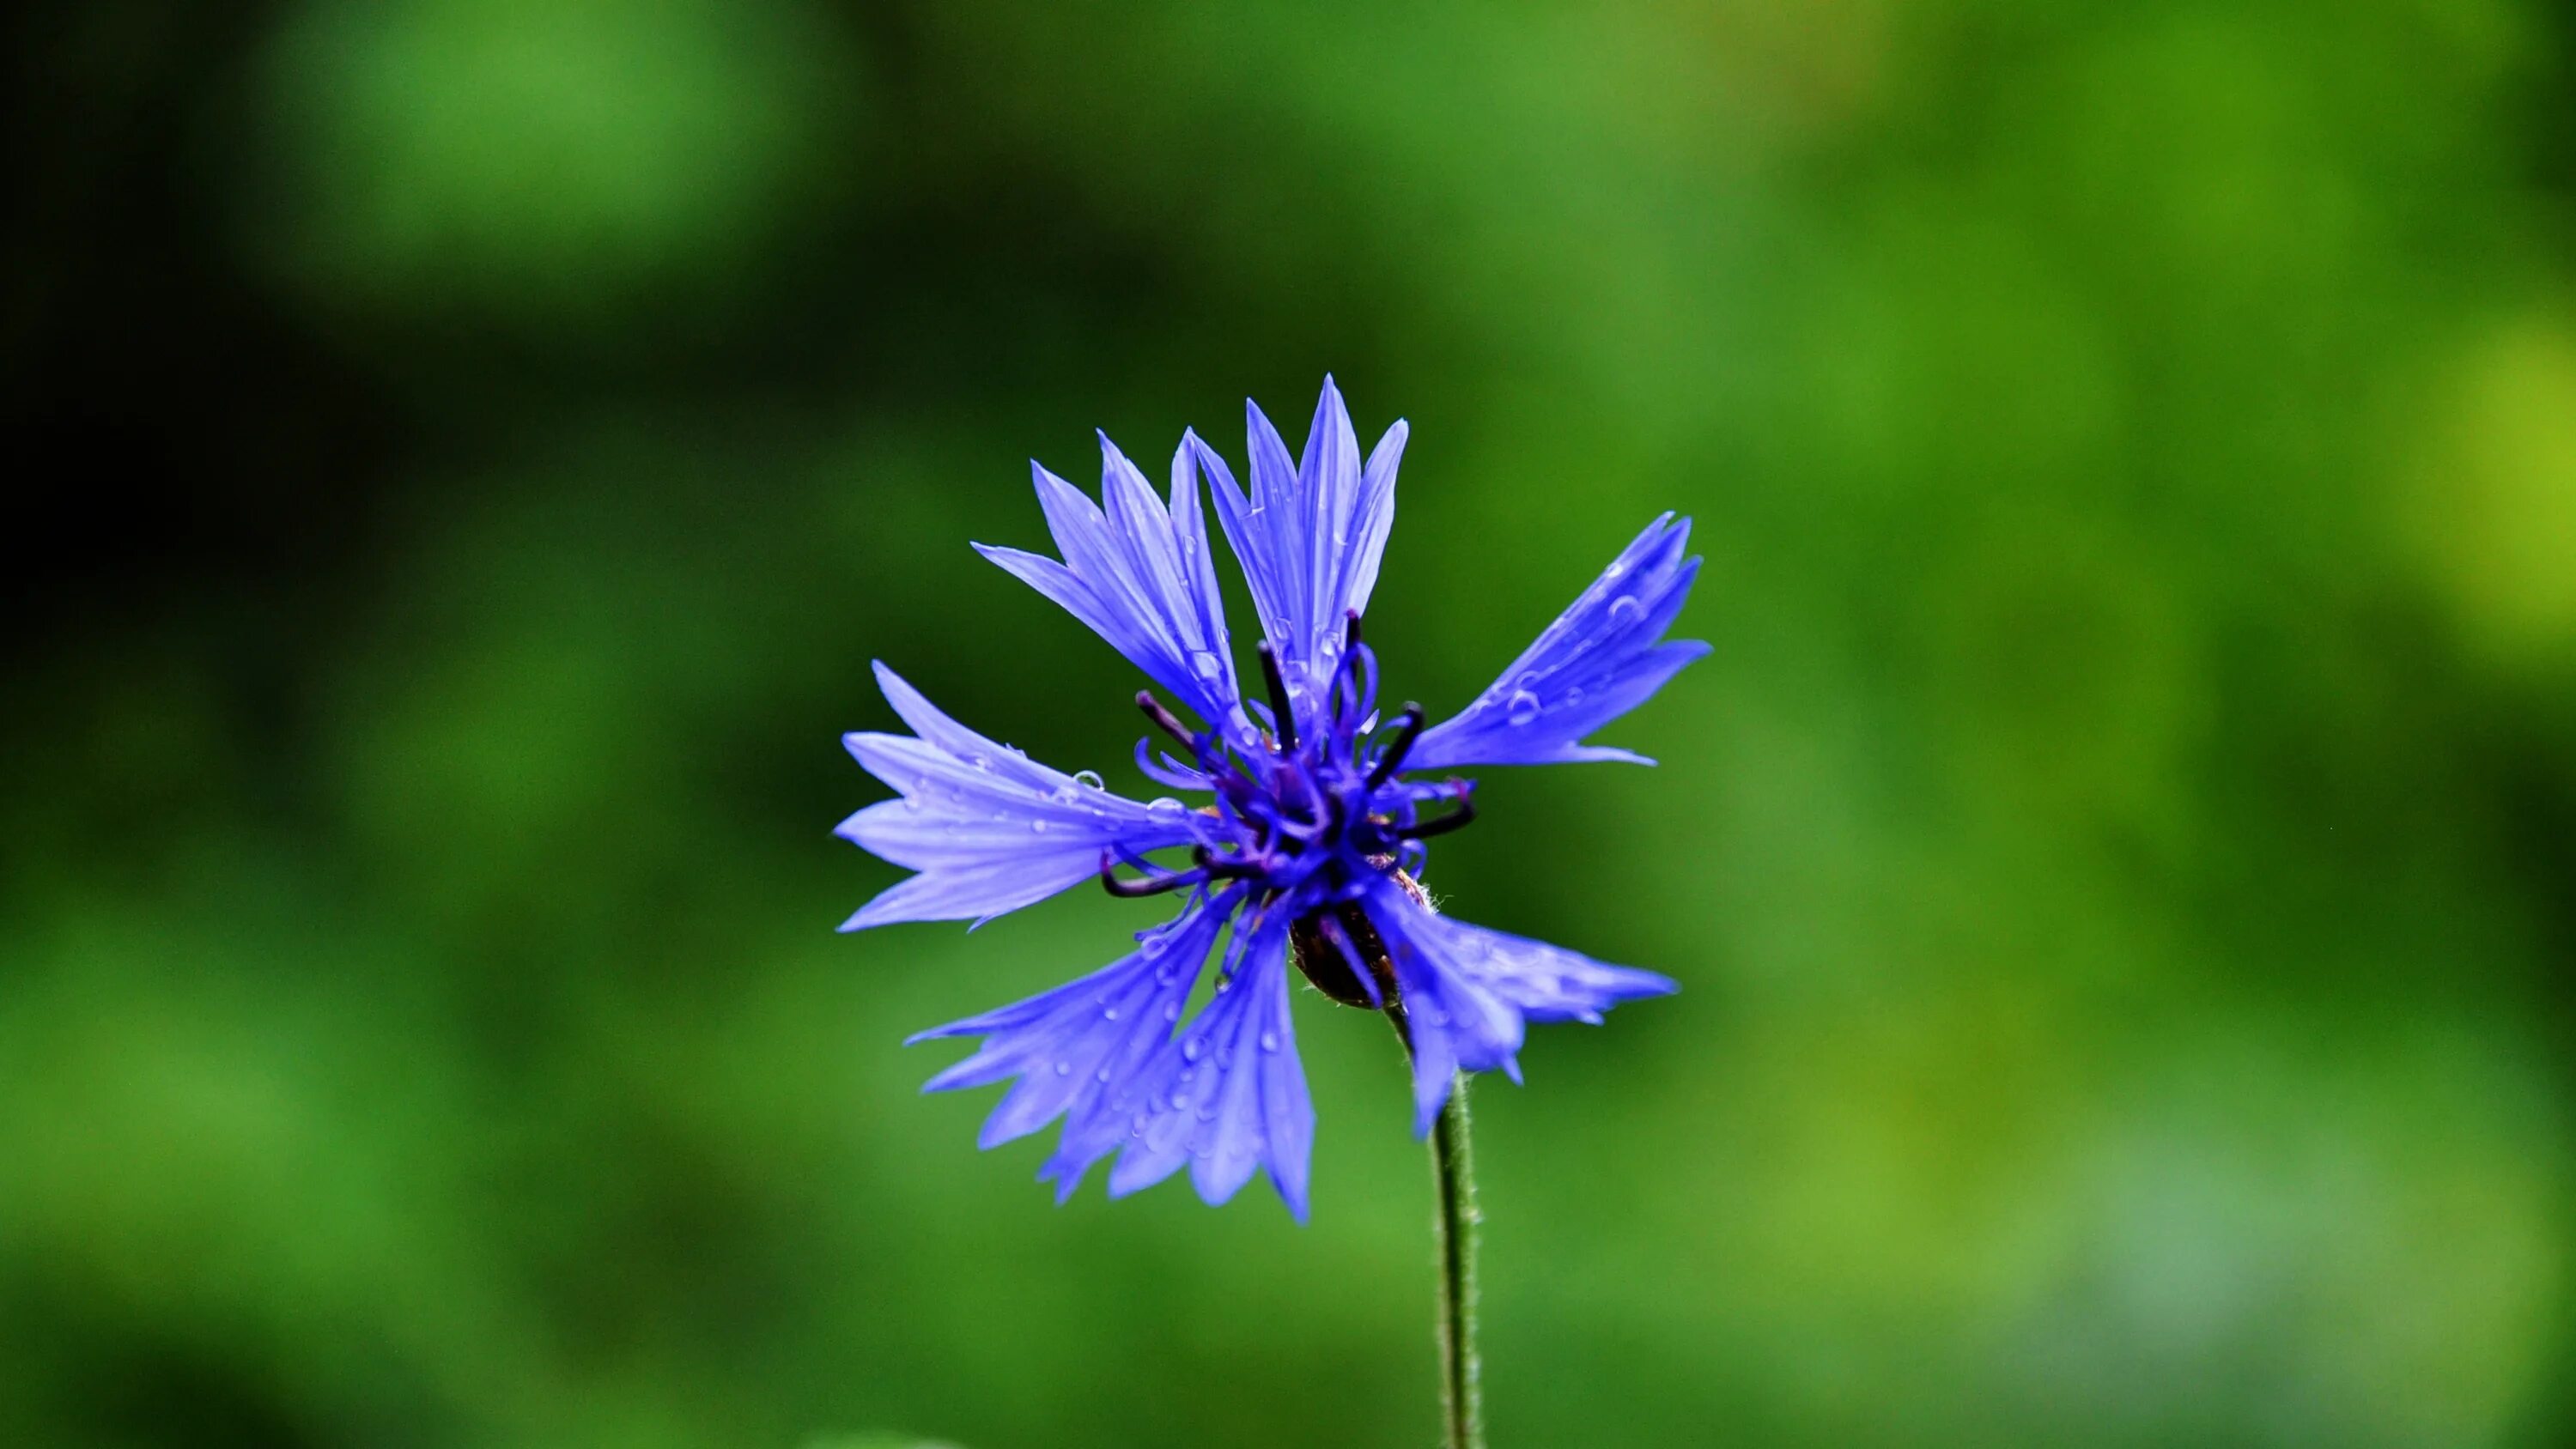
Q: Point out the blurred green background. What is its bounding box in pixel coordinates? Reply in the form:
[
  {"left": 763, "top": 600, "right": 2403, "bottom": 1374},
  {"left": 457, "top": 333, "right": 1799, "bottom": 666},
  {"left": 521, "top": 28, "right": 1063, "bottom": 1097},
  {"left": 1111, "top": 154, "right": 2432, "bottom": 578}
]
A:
[{"left": 8, "top": 1, "right": 2576, "bottom": 1445}]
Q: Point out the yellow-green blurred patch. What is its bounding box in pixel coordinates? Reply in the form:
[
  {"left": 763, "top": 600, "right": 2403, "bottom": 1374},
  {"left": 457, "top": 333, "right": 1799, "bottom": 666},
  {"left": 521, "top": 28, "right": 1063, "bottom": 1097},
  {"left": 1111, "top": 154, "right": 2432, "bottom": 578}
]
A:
[{"left": 250, "top": 0, "right": 856, "bottom": 324}]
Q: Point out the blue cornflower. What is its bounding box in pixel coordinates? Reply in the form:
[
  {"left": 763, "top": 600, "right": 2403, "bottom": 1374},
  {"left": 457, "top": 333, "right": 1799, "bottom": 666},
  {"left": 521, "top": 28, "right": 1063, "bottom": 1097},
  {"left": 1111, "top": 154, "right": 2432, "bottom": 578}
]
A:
[{"left": 840, "top": 379, "right": 1706, "bottom": 1222}]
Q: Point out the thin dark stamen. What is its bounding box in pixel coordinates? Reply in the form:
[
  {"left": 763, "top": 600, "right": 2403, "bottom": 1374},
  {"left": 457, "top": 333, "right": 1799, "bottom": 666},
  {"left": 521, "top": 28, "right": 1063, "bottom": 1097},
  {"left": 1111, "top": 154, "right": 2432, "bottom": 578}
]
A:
[
  {"left": 1136, "top": 690, "right": 1194, "bottom": 749},
  {"left": 1397, "top": 784, "right": 1478, "bottom": 841},
  {"left": 1099, "top": 849, "right": 1206, "bottom": 899},
  {"left": 1368, "top": 703, "right": 1426, "bottom": 788},
  {"left": 1256, "top": 641, "right": 1298, "bottom": 751},
  {"left": 1191, "top": 845, "right": 1269, "bottom": 881},
  {"left": 1344, "top": 609, "right": 1363, "bottom": 652}
]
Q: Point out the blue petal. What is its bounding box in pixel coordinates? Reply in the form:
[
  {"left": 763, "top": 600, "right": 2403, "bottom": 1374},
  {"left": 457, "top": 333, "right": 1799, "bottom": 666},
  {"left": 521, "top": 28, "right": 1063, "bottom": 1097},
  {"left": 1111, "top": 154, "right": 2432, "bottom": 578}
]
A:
[
  {"left": 1361, "top": 877, "right": 1677, "bottom": 1135},
  {"left": 1069, "top": 907, "right": 1315, "bottom": 1221},
  {"left": 838, "top": 664, "right": 1197, "bottom": 929},
  {"left": 1197, "top": 378, "right": 1406, "bottom": 734},
  {"left": 909, "top": 892, "right": 1238, "bottom": 1155},
  {"left": 1409, "top": 513, "right": 1709, "bottom": 771},
  {"left": 974, "top": 436, "right": 1245, "bottom": 736}
]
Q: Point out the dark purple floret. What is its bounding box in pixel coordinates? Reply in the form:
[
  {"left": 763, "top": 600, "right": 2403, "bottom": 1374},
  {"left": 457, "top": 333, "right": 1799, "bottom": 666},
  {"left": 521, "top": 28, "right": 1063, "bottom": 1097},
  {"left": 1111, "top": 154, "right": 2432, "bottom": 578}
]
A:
[{"left": 840, "top": 378, "right": 1699, "bottom": 1220}]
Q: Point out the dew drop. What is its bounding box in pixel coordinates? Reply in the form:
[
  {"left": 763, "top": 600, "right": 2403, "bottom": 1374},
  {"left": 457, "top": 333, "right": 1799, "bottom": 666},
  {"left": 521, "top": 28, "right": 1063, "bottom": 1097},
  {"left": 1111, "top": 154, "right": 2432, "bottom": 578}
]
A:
[
  {"left": 1097, "top": 1066, "right": 1114, "bottom": 1082},
  {"left": 1072, "top": 768, "right": 1106, "bottom": 791},
  {"left": 1054, "top": 1060, "right": 1072, "bottom": 1076},
  {"left": 1608, "top": 595, "right": 1645, "bottom": 627},
  {"left": 902, "top": 794, "right": 926, "bottom": 813},
  {"left": 1259, "top": 1030, "right": 1279, "bottom": 1052},
  {"left": 1183, "top": 1038, "right": 1203, "bottom": 1062},
  {"left": 1191, "top": 650, "right": 1226, "bottom": 682},
  {"left": 1030, "top": 818, "right": 1050, "bottom": 834},
  {"left": 1170, "top": 1092, "right": 1188, "bottom": 1112},
  {"left": 1604, "top": 561, "right": 1627, "bottom": 581},
  {"left": 1102, "top": 1006, "right": 1121, "bottom": 1022},
  {"left": 1564, "top": 685, "right": 1586, "bottom": 706},
  {"left": 1162, "top": 1000, "right": 1180, "bottom": 1021},
  {"left": 1505, "top": 690, "right": 1541, "bottom": 726},
  {"left": 1146, "top": 797, "right": 1188, "bottom": 826}
]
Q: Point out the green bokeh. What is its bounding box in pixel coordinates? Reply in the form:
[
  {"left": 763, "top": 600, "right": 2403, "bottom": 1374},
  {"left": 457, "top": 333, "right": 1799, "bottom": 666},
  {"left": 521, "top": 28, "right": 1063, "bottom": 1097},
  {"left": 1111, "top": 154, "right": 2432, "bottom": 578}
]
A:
[{"left": 9, "top": 1, "right": 2576, "bottom": 1446}]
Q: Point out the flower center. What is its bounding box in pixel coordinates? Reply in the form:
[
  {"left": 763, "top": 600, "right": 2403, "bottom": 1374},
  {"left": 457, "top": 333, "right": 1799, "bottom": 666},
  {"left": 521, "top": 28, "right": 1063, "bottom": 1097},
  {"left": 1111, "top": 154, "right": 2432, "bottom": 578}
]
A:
[{"left": 1097, "top": 615, "right": 1477, "bottom": 940}]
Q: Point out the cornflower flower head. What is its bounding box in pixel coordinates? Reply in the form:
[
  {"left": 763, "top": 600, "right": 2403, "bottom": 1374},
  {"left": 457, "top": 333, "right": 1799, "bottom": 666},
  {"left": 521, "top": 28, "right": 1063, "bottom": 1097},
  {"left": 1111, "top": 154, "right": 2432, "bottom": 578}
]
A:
[{"left": 840, "top": 379, "right": 1705, "bottom": 1222}]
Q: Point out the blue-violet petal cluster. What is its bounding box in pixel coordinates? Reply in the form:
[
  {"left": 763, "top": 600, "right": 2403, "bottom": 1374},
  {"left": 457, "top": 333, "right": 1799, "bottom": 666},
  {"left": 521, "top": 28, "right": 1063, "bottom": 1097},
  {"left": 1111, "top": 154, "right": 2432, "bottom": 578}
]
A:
[{"left": 841, "top": 379, "right": 1704, "bottom": 1221}]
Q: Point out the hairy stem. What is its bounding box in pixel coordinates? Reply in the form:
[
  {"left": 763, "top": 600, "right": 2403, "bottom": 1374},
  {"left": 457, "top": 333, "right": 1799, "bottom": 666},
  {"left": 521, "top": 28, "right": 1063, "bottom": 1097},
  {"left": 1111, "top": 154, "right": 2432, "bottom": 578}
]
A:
[
  {"left": 1384, "top": 1001, "right": 1484, "bottom": 1449},
  {"left": 1427, "top": 1069, "right": 1484, "bottom": 1449}
]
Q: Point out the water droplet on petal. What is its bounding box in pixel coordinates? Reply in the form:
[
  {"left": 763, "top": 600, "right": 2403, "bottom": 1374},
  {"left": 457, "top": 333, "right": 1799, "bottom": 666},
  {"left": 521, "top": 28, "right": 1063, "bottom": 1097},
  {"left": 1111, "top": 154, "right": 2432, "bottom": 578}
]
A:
[
  {"left": 1564, "top": 685, "right": 1585, "bottom": 706},
  {"left": 1183, "top": 1038, "right": 1202, "bottom": 1062},
  {"left": 1608, "top": 595, "right": 1645, "bottom": 627},
  {"left": 1191, "top": 650, "right": 1226, "bottom": 682},
  {"left": 1146, "top": 797, "right": 1188, "bottom": 826},
  {"left": 1604, "top": 561, "right": 1627, "bottom": 581},
  {"left": 1073, "top": 769, "right": 1106, "bottom": 791},
  {"left": 1259, "top": 1031, "right": 1279, "bottom": 1052},
  {"left": 902, "top": 794, "right": 926, "bottom": 813},
  {"left": 1054, "top": 1060, "right": 1072, "bottom": 1076},
  {"left": 1505, "top": 690, "right": 1541, "bottom": 726},
  {"left": 1161, "top": 999, "right": 1180, "bottom": 1020},
  {"left": 1102, "top": 1006, "right": 1121, "bottom": 1022},
  {"left": 1030, "top": 818, "right": 1049, "bottom": 834}
]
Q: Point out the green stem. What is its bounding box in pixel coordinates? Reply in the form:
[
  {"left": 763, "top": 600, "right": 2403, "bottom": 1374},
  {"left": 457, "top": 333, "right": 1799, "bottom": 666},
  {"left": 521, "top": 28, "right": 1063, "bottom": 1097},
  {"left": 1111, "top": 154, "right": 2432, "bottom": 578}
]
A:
[
  {"left": 1428, "top": 1070, "right": 1485, "bottom": 1449},
  {"left": 1348, "top": 878, "right": 1485, "bottom": 1449}
]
